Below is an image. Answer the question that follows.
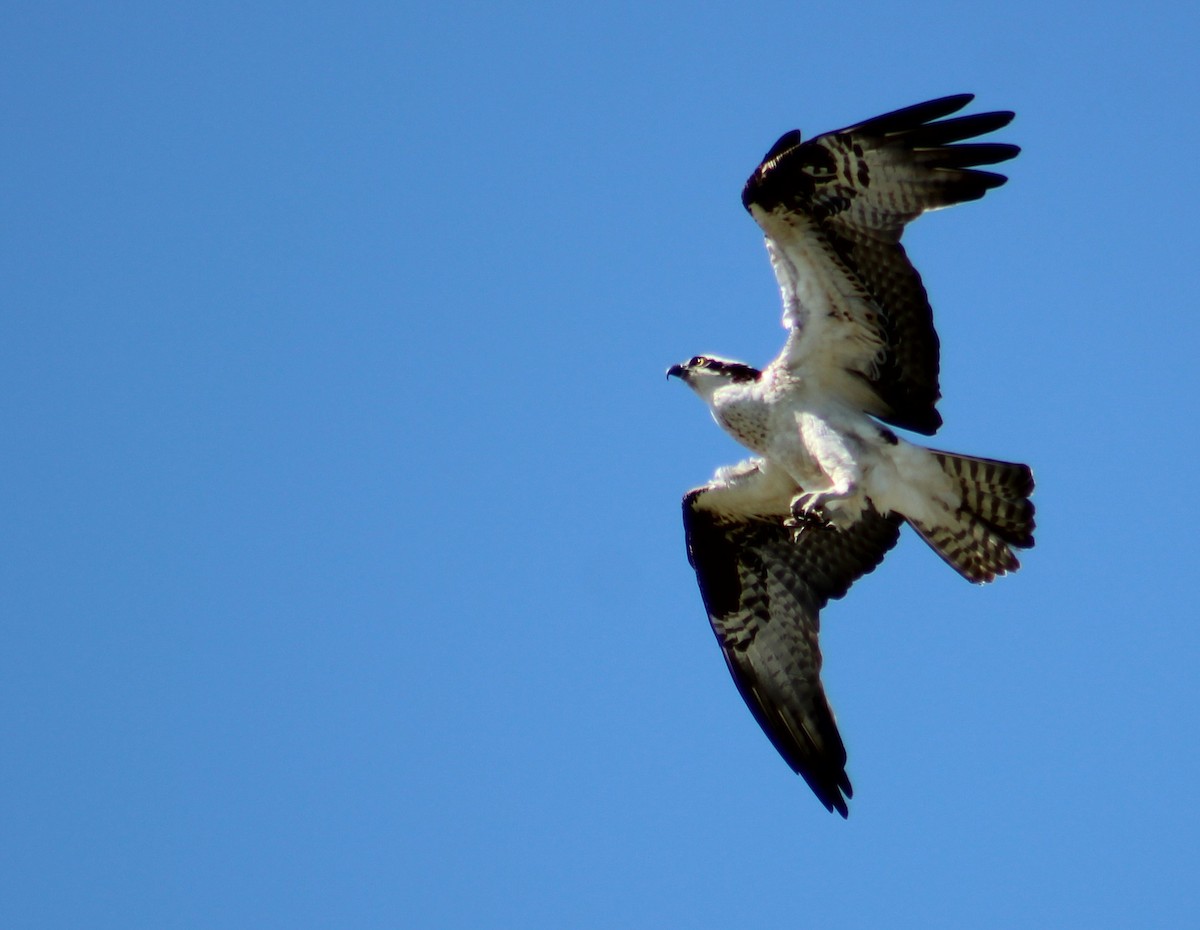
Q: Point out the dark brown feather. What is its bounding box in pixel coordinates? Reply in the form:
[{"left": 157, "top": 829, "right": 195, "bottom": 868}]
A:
[
  {"left": 683, "top": 490, "right": 901, "bottom": 815},
  {"left": 742, "top": 95, "right": 1019, "bottom": 436}
]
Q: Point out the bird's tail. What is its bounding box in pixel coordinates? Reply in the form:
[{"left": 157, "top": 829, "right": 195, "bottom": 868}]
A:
[{"left": 907, "top": 451, "right": 1035, "bottom": 583}]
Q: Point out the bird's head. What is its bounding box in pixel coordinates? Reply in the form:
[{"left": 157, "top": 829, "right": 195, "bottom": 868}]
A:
[{"left": 667, "top": 355, "right": 761, "bottom": 402}]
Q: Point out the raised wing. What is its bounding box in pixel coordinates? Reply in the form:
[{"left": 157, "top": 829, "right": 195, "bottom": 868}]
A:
[
  {"left": 742, "top": 94, "right": 1019, "bottom": 435},
  {"left": 683, "top": 461, "right": 902, "bottom": 816}
]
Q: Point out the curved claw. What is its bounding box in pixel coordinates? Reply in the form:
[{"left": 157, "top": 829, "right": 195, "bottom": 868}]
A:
[
  {"left": 791, "top": 491, "right": 827, "bottom": 518},
  {"left": 786, "top": 493, "right": 838, "bottom": 538}
]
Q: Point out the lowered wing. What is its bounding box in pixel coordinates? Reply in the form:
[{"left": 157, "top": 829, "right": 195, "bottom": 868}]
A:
[
  {"left": 742, "top": 94, "right": 1019, "bottom": 435},
  {"left": 682, "top": 460, "right": 902, "bottom": 816}
]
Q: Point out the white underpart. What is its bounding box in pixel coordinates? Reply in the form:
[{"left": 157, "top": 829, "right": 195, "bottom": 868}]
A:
[
  {"left": 758, "top": 213, "right": 886, "bottom": 384},
  {"left": 703, "top": 458, "right": 798, "bottom": 517},
  {"left": 765, "top": 228, "right": 841, "bottom": 331},
  {"left": 860, "top": 439, "right": 958, "bottom": 526},
  {"left": 796, "top": 411, "right": 858, "bottom": 494},
  {"left": 688, "top": 363, "right": 959, "bottom": 529}
]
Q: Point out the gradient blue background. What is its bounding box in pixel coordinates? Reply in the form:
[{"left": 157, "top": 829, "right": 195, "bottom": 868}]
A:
[{"left": 3, "top": 2, "right": 1198, "bottom": 927}]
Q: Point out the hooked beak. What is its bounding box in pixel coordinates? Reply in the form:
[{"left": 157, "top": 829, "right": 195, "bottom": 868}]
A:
[{"left": 666, "top": 363, "right": 686, "bottom": 381}]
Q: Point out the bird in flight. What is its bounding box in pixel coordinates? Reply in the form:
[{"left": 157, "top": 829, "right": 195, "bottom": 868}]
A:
[{"left": 669, "top": 95, "right": 1035, "bottom": 816}]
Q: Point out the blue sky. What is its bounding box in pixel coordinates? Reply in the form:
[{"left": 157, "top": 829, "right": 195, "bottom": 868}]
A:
[{"left": 3, "top": 2, "right": 1199, "bottom": 927}]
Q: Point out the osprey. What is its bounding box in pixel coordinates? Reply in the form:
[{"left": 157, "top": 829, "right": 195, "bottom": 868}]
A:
[{"left": 669, "top": 95, "right": 1035, "bottom": 816}]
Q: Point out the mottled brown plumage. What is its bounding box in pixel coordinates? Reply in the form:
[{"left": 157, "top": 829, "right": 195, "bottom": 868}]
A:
[
  {"left": 742, "top": 94, "right": 1019, "bottom": 436},
  {"left": 671, "top": 96, "right": 1034, "bottom": 817},
  {"left": 683, "top": 461, "right": 902, "bottom": 816}
]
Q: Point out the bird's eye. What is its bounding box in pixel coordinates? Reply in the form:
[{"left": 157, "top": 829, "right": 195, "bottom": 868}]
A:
[{"left": 690, "top": 356, "right": 705, "bottom": 367}]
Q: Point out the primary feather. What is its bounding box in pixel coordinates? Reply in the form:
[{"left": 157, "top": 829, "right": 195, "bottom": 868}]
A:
[
  {"left": 669, "top": 96, "right": 1034, "bottom": 816},
  {"left": 742, "top": 93, "right": 1019, "bottom": 435}
]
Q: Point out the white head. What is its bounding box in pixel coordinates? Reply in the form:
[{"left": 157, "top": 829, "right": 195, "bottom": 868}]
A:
[{"left": 667, "top": 354, "right": 762, "bottom": 403}]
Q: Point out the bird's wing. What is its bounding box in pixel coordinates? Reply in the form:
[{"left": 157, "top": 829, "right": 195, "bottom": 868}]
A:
[
  {"left": 682, "top": 460, "right": 902, "bottom": 816},
  {"left": 742, "top": 94, "right": 1018, "bottom": 435}
]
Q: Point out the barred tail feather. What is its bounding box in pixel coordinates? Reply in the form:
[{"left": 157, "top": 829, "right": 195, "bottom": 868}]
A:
[{"left": 910, "top": 451, "right": 1035, "bottom": 584}]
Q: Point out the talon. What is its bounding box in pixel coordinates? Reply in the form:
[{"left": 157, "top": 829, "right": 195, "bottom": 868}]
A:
[
  {"left": 791, "top": 492, "right": 818, "bottom": 517},
  {"left": 788, "top": 493, "right": 837, "bottom": 534},
  {"left": 791, "top": 491, "right": 827, "bottom": 519}
]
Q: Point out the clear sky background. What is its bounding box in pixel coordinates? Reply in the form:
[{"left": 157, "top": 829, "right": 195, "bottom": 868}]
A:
[{"left": 3, "top": 2, "right": 1198, "bottom": 927}]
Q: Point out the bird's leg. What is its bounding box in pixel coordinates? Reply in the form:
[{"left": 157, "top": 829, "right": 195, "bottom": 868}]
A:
[
  {"left": 791, "top": 413, "right": 862, "bottom": 531},
  {"left": 792, "top": 489, "right": 827, "bottom": 517},
  {"left": 786, "top": 479, "right": 861, "bottom": 533},
  {"left": 785, "top": 493, "right": 833, "bottom": 533},
  {"left": 787, "top": 489, "right": 838, "bottom": 528}
]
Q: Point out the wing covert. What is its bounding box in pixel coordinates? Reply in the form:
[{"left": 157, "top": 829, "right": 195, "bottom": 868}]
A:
[
  {"left": 743, "top": 94, "right": 1019, "bottom": 435},
  {"left": 682, "top": 467, "right": 901, "bottom": 816}
]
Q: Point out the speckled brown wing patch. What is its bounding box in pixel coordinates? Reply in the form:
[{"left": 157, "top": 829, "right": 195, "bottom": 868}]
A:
[
  {"left": 742, "top": 95, "right": 1019, "bottom": 436},
  {"left": 683, "top": 490, "right": 901, "bottom": 816}
]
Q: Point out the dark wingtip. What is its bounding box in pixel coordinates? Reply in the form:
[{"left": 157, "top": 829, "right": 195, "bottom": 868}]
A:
[
  {"left": 829, "top": 780, "right": 851, "bottom": 818},
  {"left": 882, "top": 405, "right": 942, "bottom": 437},
  {"left": 810, "top": 775, "right": 851, "bottom": 818},
  {"left": 743, "top": 130, "right": 805, "bottom": 211},
  {"left": 929, "top": 142, "right": 1021, "bottom": 169},
  {"left": 761, "top": 128, "right": 803, "bottom": 164},
  {"left": 846, "top": 93, "right": 976, "bottom": 136}
]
